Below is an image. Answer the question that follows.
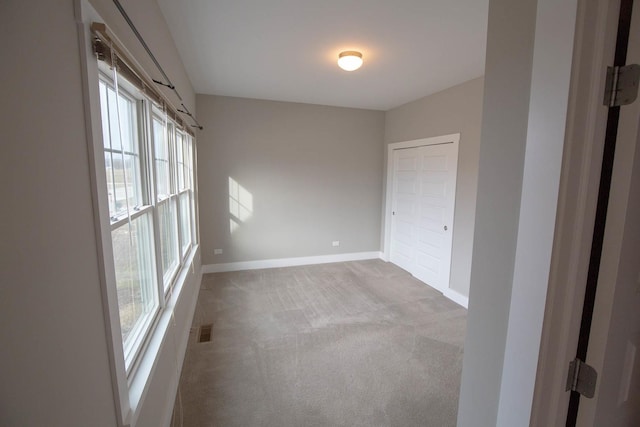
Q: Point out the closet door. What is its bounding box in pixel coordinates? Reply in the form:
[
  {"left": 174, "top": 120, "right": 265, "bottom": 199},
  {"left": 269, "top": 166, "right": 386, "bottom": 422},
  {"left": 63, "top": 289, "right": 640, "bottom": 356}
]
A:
[
  {"left": 390, "top": 142, "right": 458, "bottom": 293},
  {"left": 413, "top": 143, "right": 458, "bottom": 292},
  {"left": 389, "top": 147, "right": 420, "bottom": 273}
]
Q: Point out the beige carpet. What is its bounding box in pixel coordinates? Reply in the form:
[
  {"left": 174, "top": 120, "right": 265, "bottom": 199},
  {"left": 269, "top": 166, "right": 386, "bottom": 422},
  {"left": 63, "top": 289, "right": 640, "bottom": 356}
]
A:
[{"left": 172, "top": 259, "right": 467, "bottom": 427}]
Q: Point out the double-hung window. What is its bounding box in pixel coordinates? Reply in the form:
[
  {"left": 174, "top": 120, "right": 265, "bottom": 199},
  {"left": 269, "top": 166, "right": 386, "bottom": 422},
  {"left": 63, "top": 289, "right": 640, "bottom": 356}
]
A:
[
  {"left": 96, "top": 60, "right": 197, "bottom": 375},
  {"left": 177, "top": 131, "right": 195, "bottom": 258},
  {"left": 79, "top": 8, "right": 200, "bottom": 424},
  {"left": 152, "top": 114, "right": 180, "bottom": 292},
  {"left": 98, "top": 76, "right": 159, "bottom": 369}
]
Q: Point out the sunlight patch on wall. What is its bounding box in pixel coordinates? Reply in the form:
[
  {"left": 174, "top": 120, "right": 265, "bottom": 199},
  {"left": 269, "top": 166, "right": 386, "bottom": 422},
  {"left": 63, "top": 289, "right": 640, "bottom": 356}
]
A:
[{"left": 229, "top": 177, "right": 253, "bottom": 233}]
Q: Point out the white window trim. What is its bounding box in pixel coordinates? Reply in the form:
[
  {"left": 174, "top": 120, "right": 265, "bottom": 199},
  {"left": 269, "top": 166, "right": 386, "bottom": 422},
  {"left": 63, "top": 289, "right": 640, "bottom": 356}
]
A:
[
  {"left": 76, "top": 2, "right": 200, "bottom": 425},
  {"left": 99, "top": 70, "right": 163, "bottom": 374},
  {"left": 177, "top": 189, "right": 193, "bottom": 260}
]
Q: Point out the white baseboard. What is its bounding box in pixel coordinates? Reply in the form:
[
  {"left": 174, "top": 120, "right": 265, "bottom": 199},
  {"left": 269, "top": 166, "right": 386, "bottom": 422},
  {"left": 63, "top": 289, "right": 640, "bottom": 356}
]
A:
[
  {"left": 444, "top": 288, "right": 469, "bottom": 309},
  {"left": 203, "top": 251, "right": 383, "bottom": 273},
  {"left": 203, "top": 253, "right": 469, "bottom": 309}
]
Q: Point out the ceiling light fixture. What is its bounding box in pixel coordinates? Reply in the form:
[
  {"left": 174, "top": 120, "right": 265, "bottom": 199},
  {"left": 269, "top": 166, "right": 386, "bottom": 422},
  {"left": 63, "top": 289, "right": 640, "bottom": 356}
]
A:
[{"left": 338, "top": 51, "right": 363, "bottom": 71}]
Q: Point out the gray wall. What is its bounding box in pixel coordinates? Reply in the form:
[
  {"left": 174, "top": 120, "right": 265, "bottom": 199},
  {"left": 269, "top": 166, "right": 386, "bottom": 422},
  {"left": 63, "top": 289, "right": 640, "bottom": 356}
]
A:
[
  {"left": 457, "top": 0, "right": 536, "bottom": 422},
  {"left": 0, "top": 1, "right": 199, "bottom": 426},
  {"left": 197, "top": 95, "right": 385, "bottom": 265},
  {"left": 457, "top": 0, "right": 577, "bottom": 425},
  {"left": 384, "top": 77, "right": 484, "bottom": 298}
]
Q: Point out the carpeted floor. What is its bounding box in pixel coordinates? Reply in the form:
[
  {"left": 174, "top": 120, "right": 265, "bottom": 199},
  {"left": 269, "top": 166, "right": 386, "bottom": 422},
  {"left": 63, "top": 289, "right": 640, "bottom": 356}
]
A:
[{"left": 172, "top": 259, "right": 467, "bottom": 427}]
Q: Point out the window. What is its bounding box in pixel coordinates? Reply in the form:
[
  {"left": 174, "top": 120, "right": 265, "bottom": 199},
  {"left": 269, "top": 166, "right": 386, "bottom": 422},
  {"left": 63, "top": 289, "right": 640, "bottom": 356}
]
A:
[
  {"left": 97, "top": 65, "right": 197, "bottom": 374},
  {"left": 99, "top": 81, "right": 143, "bottom": 217},
  {"left": 99, "top": 78, "right": 159, "bottom": 369},
  {"left": 177, "top": 132, "right": 194, "bottom": 258},
  {"left": 152, "top": 115, "right": 180, "bottom": 290}
]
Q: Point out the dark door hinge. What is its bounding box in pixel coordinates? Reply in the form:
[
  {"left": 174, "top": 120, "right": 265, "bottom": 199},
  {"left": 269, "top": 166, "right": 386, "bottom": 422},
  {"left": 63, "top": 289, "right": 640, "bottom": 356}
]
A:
[
  {"left": 566, "top": 358, "right": 598, "bottom": 398},
  {"left": 603, "top": 64, "right": 640, "bottom": 107}
]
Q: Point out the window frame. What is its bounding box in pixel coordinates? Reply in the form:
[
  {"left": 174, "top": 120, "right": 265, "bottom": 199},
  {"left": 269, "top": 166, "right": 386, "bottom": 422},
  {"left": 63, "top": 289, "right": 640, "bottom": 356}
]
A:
[
  {"left": 100, "top": 78, "right": 146, "bottom": 220},
  {"left": 175, "top": 129, "right": 195, "bottom": 260},
  {"left": 98, "top": 71, "right": 163, "bottom": 373},
  {"left": 151, "top": 111, "right": 182, "bottom": 294},
  {"left": 112, "top": 210, "right": 160, "bottom": 371},
  {"left": 78, "top": 6, "right": 200, "bottom": 424},
  {"left": 178, "top": 190, "right": 192, "bottom": 258},
  {"left": 96, "top": 64, "right": 198, "bottom": 377},
  {"left": 156, "top": 196, "right": 180, "bottom": 290}
]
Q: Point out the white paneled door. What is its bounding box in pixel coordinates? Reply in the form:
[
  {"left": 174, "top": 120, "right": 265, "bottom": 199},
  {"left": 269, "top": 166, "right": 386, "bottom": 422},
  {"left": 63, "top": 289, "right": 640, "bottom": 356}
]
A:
[
  {"left": 390, "top": 148, "right": 420, "bottom": 274},
  {"left": 390, "top": 138, "right": 458, "bottom": 293}
]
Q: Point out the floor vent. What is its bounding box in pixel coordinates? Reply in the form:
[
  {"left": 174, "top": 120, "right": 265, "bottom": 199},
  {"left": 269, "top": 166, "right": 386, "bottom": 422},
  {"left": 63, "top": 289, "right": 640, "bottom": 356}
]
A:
[{"left": 198, "top": 324, "right": 213, "bottom": 343}]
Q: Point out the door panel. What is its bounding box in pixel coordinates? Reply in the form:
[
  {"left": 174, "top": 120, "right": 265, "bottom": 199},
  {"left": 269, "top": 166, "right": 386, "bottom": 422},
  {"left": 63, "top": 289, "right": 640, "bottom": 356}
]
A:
[
  {"left": 390, "top": 148, "right": 420, "bottom": 273},
  {"left": 389, "top": 141, "right": 458, "bottom": 293},
  {"left": 421, "top": 153, "right": 448, "bottom": 170},
  {"left": 414, "top": 144, "right": 457, "bottom": 292}
]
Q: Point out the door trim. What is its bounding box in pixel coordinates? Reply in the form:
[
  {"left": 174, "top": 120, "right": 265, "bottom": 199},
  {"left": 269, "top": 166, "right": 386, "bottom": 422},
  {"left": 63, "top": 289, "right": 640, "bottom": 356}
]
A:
[
  {"left": 567, "top": 0, "right": 634, "bottom": 423},
  {"left": 530, "top": 0, "right": 621, "bottom": 425},
  {"left": 382, "top": 133, "right": 461, "bottom": 296}
]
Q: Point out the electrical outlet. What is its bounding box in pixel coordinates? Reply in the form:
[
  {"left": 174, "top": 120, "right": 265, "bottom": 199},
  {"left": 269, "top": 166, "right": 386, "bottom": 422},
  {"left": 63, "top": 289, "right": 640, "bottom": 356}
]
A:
[
  {"left": 332, "top": 241, "right": 340, "bottom": 247},
  {"left": 214, "top": 249, "right": 223, "bottom": 255}
]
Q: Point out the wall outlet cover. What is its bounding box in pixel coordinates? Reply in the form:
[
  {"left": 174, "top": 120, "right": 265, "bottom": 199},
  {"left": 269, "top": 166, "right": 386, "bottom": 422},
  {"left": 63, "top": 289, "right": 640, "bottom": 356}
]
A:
[
  {"left": 214, "top": 249, "right": 223, "bottom": 255},
  {"left": 332, "top": 241, "right": 340, "bottom": 247}
]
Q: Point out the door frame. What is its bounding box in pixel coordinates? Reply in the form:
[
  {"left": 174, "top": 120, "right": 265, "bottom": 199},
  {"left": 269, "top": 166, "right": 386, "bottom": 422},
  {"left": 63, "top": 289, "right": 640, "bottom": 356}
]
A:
[
  {"left": 382, "top": 133, "right": 461, "bottom": 296},
  {"left": 530, "top": 0, "right": 623, "bottom": 424}
]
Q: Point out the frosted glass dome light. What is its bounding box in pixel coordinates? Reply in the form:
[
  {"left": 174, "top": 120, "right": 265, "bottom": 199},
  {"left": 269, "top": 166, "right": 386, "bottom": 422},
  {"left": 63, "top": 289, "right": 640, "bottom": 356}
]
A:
[{"left": 338, "top": 51, "right": 363, "bottom": 71}]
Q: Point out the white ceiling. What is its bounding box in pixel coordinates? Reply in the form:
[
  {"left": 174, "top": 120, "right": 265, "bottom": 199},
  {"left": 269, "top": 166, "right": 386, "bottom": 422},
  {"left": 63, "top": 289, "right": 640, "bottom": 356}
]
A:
[{"left": 158, "top": 0, "right": 488, "bottom": 111}]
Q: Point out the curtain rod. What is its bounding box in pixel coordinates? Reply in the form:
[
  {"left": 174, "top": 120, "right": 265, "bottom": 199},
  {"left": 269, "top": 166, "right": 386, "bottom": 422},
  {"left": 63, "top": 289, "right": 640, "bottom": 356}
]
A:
[
  {"left": 92, "top": 23, "right": 194, "bottom": 136},
  {"left": 111, "top": 0, "right": 202, "bottom": 130}
]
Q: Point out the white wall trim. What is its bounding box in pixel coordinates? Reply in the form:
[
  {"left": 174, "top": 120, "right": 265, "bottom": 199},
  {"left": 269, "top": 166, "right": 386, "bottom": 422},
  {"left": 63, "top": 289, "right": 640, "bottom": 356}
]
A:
[
  {"left": 530, "top": 0, "right": 619, "bottom": 424},
  {"left": 203, "top": 251, "right": 469, "bottom": 310},
  {"left": 493, "top": 0, "right": 579, "bottom": 423},
  {"left": 76, "top": 2, "right": 130, "bottom": 422},
  {"left": 203, "top": 251, "right": 383, "bottom": 273},
  {"left": 159, "top": 255, "right": 202, "bottom": 427},
  {"left": 444, "top": 288, "right": 469, "bottom": 308},
  {"left": 77, "top": 3, "right": 203, "bottom": 425}
]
